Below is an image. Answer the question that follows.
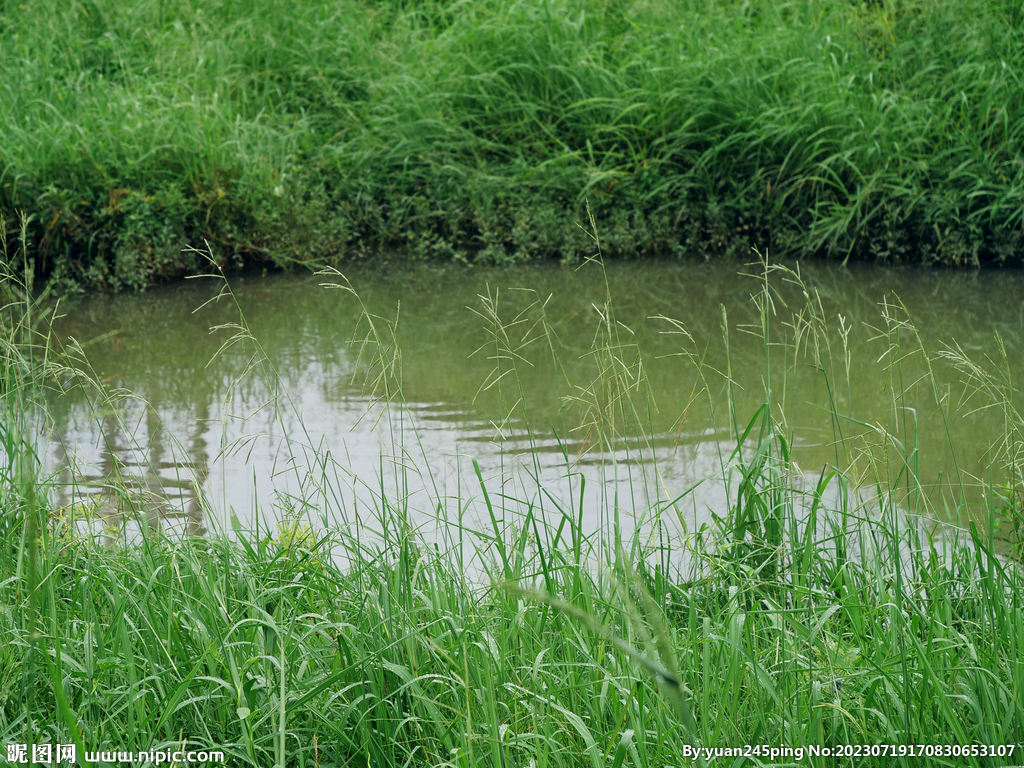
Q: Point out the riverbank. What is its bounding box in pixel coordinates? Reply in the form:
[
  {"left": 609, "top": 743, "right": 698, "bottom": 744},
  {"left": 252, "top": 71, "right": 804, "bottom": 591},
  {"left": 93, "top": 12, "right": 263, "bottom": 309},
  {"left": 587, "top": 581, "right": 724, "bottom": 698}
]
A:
[
  {"left": 5, "top": 477, "right": 1023, "bottom": 767},
  {"left": 2, "top": 0, "right": 1023, "bottom": 292},
  {"left": 3, "top": 255, "right": 1024, "bottom": 765}
]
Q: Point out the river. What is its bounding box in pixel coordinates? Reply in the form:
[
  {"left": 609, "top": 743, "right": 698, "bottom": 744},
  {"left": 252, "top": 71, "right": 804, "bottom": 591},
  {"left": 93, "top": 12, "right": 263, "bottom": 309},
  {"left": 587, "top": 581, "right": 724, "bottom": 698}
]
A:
[{"left": 41, "top": 257, "right": 1024, "bottom": 559}]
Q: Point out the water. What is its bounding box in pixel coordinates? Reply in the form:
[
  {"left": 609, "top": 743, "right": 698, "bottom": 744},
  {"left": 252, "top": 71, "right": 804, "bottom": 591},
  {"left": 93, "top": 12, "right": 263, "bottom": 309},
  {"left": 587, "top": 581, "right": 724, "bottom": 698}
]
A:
[{"left": 41, "top": 258, "right": 1024, "bottom": 556}]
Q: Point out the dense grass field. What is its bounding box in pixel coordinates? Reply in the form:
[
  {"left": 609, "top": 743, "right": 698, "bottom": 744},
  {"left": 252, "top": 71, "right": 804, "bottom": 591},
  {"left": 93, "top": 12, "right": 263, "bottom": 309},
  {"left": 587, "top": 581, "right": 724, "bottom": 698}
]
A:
[
  {"left": 3, "top": 242, "right": 1024, "bottom": 766},
  {"left": 2, "top": 0, "right": 1023, "bottom": 291}
]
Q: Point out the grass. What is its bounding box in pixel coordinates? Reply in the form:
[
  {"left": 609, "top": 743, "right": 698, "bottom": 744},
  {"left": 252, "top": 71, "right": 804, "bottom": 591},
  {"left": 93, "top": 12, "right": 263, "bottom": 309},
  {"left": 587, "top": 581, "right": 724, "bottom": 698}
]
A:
[
  {"left": 2, "top": 0, "right": 1024, "bottom": 292},
  {"left": 2, "top": 229, "right": 1024, "bottom": 767}
]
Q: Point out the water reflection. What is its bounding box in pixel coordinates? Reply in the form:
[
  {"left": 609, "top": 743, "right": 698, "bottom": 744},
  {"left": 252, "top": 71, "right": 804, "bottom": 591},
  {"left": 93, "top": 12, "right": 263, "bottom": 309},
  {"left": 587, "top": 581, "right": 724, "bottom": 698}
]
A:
[
  {"left": 40, "top": 259, "right": 1024, "bottom": 555},
  {"left": 51, "top": 396, "right": 208, "bottom": 542}
]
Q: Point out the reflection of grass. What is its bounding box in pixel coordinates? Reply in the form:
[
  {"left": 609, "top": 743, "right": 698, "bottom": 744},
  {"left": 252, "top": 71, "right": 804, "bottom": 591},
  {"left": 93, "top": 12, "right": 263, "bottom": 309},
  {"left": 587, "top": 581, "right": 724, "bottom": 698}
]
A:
[{"left": 3, "top": 238, "right": 1024, "bottom": 766}]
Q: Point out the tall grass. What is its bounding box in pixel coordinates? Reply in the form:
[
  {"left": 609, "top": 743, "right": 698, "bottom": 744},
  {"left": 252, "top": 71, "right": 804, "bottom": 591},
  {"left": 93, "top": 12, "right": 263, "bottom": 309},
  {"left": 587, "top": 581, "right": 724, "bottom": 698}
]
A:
[
  {"left": 1, "top": 219, "right": 90, "bottom": 763},
  {"left": 2, "top": 235, "right": 1024, "bottom": 767},
  {"left": 2, "top": 0, "right": 1023, "bottom": 292}
]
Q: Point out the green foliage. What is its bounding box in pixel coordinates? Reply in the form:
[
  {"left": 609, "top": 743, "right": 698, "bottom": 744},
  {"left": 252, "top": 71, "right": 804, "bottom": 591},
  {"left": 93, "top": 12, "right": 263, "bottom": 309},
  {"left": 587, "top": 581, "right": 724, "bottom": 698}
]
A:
[{"left": 2, "top": 0, "right": 1023, "bottom": 291}]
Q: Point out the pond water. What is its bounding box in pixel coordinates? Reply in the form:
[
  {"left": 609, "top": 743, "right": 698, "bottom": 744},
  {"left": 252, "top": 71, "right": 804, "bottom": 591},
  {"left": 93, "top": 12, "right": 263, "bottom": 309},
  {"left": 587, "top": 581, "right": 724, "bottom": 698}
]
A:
[{"left": 41, "top": 257, "right": 1024, "bottom": 558}]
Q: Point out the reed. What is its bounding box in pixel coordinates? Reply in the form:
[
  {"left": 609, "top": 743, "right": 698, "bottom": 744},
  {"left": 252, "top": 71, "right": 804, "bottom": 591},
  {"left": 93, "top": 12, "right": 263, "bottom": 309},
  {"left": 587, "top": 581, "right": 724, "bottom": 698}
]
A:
[
  {"left": 2, "top": 0, "right": 1023, "bottom": 292},
  {"left": 1, "top": 238, "right": 1023, "bottom": 767}
]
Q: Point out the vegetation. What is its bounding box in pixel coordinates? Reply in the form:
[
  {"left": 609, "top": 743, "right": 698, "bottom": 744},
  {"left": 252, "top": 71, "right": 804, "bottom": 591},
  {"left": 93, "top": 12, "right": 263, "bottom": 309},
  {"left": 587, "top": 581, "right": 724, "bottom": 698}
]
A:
[
  {"left": 2, "top": 0, "right": 1024, "bottom": 291},
  {"left": 3, "top": 232, "right": 1024, "bottom": 766}
]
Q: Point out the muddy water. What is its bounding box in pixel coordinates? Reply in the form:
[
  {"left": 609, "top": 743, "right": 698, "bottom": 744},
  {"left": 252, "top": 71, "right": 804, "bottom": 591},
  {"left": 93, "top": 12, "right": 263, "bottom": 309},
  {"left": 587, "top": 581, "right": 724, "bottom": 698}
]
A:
[{"left": 43, "top": 259, "right": 1024, "bottom": 552}]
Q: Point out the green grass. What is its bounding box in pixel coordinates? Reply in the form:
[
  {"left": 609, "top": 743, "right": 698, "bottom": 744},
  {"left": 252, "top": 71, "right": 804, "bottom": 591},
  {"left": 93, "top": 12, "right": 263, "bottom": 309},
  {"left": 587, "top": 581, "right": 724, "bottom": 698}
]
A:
[
  {"left": 3, "top": 232, "right": 1024, "bottom": 766},
  {"left": 2, "top": 0, "right": 1024, "bottom": 292}
]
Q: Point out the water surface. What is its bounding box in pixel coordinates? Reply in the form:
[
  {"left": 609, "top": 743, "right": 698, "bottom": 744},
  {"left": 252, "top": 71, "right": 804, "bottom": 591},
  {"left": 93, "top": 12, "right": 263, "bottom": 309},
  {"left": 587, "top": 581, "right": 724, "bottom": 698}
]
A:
[{"left": 43, "top": 258, "right": 1024, "bottom": 555}]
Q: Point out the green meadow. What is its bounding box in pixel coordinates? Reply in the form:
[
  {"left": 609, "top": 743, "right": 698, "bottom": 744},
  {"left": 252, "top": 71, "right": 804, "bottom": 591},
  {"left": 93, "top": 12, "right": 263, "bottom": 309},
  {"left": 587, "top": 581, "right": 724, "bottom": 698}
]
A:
[
  {"left": 3, "top": 233, "right": 1024, "bottom": 765},
  {"left": 2, "top": 0, "right": 1023, "bottom": 291}
]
